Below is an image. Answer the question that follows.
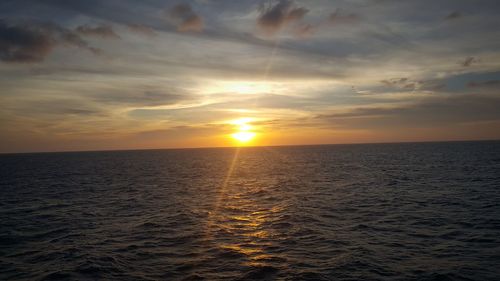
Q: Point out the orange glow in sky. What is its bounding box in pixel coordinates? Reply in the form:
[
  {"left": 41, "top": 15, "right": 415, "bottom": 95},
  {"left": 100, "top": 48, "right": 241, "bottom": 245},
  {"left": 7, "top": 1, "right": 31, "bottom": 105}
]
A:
[{"left": 2, "top": 0, "right": 500, "bottom": 154}]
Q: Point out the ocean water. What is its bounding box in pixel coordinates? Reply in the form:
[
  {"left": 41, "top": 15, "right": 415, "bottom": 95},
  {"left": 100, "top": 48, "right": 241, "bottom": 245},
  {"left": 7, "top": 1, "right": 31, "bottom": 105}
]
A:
[{"left": 1, "top": 141, "right": 500, "bottom": 281}]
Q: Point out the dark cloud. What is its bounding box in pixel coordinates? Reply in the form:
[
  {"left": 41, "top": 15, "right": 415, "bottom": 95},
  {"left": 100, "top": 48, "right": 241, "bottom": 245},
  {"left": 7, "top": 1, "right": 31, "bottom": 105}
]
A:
[
  {"left": 126, "top": 23, "right": 156, "bottom": 37},
  {"left": 461, "top": 56, "right": 479, "bottom": 67},
  {"left": 420, "top": 80, "right": 445, "bottom": 91},
  {"left": 445, "top": 11, "right": 462, "bottom": 20},
  {"left": 329, "top": 9, "right": 360, "bottom": 25},
  {"left": 169, "top": 3, "right": 204, "bottom": 32},
  {"left": 31, "top": 0, "right": 103, "bottom": 14},
  {"left": 0, "top": 20, "right": 53, "bottom": 63},
  {"left": 380, "top": 77, "right": 448, "bottom": 92},
  {"left": 257, "top": 0, "right": 309, "bottom": 35},
  {"left": 380, "top": 77, "right": 408, "bottom": 86},
  {"left": 315, "top": 94, "right": 500, "bottom": 129},
  {"left": 0, "top": 20, "right": 99, "bottom": 63},
  {"left": 294, "top": 23, "right": 316, "bottom": 38},
  {"left": 380, "top": 77, "right": 420, "bottom": 90},
  {"left": 467, "top": 80, "right": 500, "bottom": 88},
  {"left": 75, "top": 24, "right": 120, "bottom": 39},
  {"left": 286, "top": 6, "right": 309, "bottom": 21}
]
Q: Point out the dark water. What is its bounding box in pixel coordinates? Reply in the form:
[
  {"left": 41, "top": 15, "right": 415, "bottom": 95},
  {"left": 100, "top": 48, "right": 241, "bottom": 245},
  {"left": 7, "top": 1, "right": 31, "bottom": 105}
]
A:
[{"left": 1, "top": 141, "right": 500, "bottom": 281}]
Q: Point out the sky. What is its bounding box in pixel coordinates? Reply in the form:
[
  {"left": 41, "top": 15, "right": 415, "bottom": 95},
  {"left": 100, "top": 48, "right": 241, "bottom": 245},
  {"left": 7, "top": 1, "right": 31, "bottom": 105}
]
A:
[{"left": 1, "top": 0, "right": 500, "bottom": 153}]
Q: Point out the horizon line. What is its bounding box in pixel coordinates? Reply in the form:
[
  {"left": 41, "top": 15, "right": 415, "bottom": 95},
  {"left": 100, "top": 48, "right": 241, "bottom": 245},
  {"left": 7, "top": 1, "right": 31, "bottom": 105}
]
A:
[{"left": 1, "top": 138, "right": 499, "bottom": 155}]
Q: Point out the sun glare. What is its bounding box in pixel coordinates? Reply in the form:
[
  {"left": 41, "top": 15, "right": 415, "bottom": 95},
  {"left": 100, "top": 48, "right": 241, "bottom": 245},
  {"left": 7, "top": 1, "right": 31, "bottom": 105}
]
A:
[
  {"left": 232, "top": 131, "right": 256, "bottom": 143},
  {"left": 230, "top": 118, "right": 257, "bottom": 145}
]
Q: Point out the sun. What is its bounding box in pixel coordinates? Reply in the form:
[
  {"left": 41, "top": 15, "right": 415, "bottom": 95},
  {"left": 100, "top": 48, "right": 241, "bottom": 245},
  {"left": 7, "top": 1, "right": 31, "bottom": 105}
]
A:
[
  {"left": 232, "top": 131, "right": 256, "bottom": 143},
  {"left": 230, "top": 118, "right": 257, "bottom": 145}
]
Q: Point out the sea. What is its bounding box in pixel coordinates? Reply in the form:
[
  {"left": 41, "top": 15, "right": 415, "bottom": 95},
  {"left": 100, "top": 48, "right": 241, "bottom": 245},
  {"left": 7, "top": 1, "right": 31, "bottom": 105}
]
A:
[{"left": 1, "top": 141, "right": 500, "bottom": 280}]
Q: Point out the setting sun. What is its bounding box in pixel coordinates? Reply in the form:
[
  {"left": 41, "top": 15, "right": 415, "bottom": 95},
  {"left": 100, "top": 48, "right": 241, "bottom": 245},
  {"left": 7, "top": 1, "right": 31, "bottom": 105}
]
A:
[
  {"left": 231, "top": 131, "right": 256, "bottom": 143},
  {"left": 229, "top": 118, "right": 257, "bottom": 144}
]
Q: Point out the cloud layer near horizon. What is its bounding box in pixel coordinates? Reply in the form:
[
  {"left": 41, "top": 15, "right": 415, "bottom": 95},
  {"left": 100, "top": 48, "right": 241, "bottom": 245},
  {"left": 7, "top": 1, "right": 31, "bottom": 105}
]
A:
[{"left": 1, "top": 0, "right": 500, "bottom": 152}]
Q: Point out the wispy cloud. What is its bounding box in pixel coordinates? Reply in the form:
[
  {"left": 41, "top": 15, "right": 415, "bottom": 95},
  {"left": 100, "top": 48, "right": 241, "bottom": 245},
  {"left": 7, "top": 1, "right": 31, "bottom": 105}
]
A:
[
  {"left": 329, "top": 9, "right": 360, "bottom": 25},
  {"left": 293, "top": 23, "right": 316, "bottom": 38},
  {"left": 461, "top": 56, "right": 479, "bottom": 67},
  {"left": 126, "top": 23, "right": 156, "bottom": 37},
  {"left": 75, "top": 24, "right": 120, "bottom": 39},
  {"left": 92, "top": 90, "right": 193, "bottom": 107},
  {"left": 467, "top": 80, "right": 500, "bottom": 88}
]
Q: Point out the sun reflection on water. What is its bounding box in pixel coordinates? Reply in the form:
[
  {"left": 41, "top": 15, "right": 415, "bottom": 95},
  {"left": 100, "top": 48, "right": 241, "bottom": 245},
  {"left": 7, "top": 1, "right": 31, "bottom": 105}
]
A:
[{"left": 203, "top": 148, "right": 286, "bottom": 270}]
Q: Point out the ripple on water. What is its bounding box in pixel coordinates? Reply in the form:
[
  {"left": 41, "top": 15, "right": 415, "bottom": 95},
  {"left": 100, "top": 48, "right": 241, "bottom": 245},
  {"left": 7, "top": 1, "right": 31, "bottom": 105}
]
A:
[{"left": 1, "top": 142, "right": 500, "bottom": 280}]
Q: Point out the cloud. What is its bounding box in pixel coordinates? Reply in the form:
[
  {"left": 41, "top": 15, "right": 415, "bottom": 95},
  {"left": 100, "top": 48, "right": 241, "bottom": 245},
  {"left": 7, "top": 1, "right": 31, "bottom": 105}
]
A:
[
  {"left": 126, "top": 23, "right": 157, "bottom": 37},
  {"left": 294, "top": 23, "right": 316, "bottom": 38},
  {"left": 379, "top": 77, "right": 449, "bottom": 92},
  {"left": 380, "top": 77, "right": 421, "bottom": 91},
  {"left": 0, "top": 20, "right": 53, "bottom": 63},
  {"left": 257, "top": 0, "right": 309, "bottom": 35},
  {"left": 169, "top": 3, "right": 204, "bottom": 32},
  {"left": 133, "top": 124, "right": 230, "bottom": 140},
  {"left": 329, "top": 9, "right": 360, "bottom": 25},
  {"left": 445, "top": 11, "right": 462, "bottom": 20},
  {"left": 467, "top": 80, "right": 500, "bottom": 88},
  {"left": 460, "top": 56, "right": 479, "bottom": 67},
  {"left": 0, "top": 20, "right": 100, "bottom": 63},
  {"left": 11, "top": 98, "right": 102, "bottom": 117},
  {"left": 93, "top": 90, "right": 193, "bottom": 107},
  {"left": 420, "top": 80, "right": 446, "bottom": 91},
  {"left": 380, "top": 77, "right": 408, "bottom": 86},
  {"left": 75, "top": 24, "right": 120, "bottom": 39},
  {"left": 314, "top": 94, "right": 500, "bottom": 129}
]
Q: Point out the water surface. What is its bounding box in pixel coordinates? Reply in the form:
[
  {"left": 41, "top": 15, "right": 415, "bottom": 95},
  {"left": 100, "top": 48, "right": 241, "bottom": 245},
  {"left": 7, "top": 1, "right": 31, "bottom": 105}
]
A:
[{"left": 1, "top": 141, "right": 500, "bottom": 280}]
